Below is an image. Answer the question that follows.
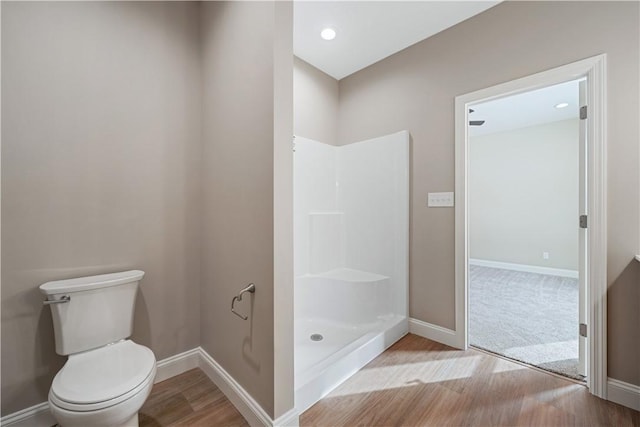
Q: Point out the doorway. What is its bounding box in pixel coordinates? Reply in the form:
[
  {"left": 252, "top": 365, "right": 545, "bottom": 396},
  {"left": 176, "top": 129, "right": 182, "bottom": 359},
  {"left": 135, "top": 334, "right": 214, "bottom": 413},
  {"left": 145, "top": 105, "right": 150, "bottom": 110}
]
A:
[
  {"left": 466, "top": 79, "right": 585, "bottom": 380},
  {"left": 454, "top": 55, "right": 608, "bottom": 397}
]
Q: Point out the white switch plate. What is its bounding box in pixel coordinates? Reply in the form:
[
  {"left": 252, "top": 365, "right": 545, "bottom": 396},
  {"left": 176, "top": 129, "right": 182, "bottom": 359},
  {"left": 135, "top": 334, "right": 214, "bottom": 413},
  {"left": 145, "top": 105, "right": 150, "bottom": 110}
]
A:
[{"left": 428, "top": 192, "right": 454, "bottom": 207}]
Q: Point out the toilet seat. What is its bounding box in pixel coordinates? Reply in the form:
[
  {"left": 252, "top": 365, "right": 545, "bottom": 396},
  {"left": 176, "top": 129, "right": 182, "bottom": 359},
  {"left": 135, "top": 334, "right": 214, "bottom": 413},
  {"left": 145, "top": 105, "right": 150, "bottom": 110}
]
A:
[{"left": 50, "top": 340, "right": 156, "bottom": 412}]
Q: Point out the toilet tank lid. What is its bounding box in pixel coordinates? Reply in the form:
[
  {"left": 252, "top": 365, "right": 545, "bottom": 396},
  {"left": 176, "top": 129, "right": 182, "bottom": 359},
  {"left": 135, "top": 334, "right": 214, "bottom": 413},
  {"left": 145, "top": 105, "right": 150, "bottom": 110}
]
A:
[{"left": 40, "top": 270, "right": 145, "bottom": 295}]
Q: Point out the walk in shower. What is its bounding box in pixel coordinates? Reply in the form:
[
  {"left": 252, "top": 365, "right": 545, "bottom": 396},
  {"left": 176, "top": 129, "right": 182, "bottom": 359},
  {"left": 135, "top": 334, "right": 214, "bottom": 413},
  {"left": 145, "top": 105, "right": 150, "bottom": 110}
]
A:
[{"left": 294, "top": 131, "right": 409, "bottom": 411}]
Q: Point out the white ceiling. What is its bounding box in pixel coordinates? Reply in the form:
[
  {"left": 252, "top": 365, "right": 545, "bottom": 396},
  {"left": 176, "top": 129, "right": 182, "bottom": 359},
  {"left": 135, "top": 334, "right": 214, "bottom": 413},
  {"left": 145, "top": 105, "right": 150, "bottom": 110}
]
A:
[
  {"left": 469, "top": 80, "right": 581, "bottom": 137},
  {"left": 294, "top": 1, "right": 501, "bottom": 80}
]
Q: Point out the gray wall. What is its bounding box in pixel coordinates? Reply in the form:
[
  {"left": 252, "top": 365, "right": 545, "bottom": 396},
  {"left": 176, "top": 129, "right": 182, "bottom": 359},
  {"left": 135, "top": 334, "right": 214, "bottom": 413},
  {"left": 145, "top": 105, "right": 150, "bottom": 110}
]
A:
[
  {"left": 338, "top": 1, "right": 639, "bottom": 385},
  {"left": 2, "top": 1, "right": 294, "bottom": 418},
  {"left": 1, "top": 1, "right": 202, "bottom": 415},
  {"left": 470, "top": 120, "right": 580, "bottom": 271},
  {"left": 200, "top": 1, "right": 278, "bottom": 418},
  {"left": 294, "top": 57, "right": 339, "bottom": 145},
  {"left": 273, "top": 2, "right": 295, "bottom": 418}
]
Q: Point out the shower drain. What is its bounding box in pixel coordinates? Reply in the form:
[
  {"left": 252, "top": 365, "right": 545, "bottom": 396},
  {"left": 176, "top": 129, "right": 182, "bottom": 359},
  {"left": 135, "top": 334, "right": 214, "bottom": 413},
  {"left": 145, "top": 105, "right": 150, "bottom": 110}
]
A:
[{"left": 310, "top": 333, "right": 324, "bottom": 342}]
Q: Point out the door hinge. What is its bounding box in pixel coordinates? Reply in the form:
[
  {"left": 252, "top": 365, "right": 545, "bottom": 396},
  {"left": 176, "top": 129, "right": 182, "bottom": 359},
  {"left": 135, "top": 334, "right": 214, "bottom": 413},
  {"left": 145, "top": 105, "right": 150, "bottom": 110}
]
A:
[
  {"left": 579, "top": 323, "right": 587, "bottom": 338},
  {"left": 579, "top": 215, "right": 588, "bottom": 229},
  {"left": 580, "top": 105, "right": 588, "bottom": 120}
]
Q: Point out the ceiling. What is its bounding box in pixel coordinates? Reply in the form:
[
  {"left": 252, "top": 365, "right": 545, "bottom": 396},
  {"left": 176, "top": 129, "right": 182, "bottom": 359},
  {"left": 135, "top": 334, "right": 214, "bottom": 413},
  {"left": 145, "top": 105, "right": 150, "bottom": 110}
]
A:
[
  {"left": 469, "top": 80, "right": 581, "bottom": 137},
  {"left": 293, "top": 1, "right": 500, "bottom": 80}
]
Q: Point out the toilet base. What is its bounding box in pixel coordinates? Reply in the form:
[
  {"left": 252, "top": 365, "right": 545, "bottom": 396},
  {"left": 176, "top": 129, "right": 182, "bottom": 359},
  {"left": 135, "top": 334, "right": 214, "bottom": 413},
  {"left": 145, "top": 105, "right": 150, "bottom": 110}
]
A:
[
  {"left": 121, "top": 413, "right": 139, "bottom": 427},
  {"left": 55, "top": 413, "right": 139, "bottom": 427}
]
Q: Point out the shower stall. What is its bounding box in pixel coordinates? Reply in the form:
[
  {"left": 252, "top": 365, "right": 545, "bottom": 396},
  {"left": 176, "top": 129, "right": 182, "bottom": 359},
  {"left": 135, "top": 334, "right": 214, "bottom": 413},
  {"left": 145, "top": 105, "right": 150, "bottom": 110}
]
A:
[{"left": 293, "top": 131, "right": 409, "bottom": 411}]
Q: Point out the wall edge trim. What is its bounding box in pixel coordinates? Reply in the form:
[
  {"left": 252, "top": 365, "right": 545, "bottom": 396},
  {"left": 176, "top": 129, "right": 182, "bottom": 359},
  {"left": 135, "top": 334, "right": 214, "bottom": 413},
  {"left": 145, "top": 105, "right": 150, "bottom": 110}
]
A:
[
  {"left": 198, "top": 347, "right": 298, "bottom": 427},
  {"left": 0, "top": 402, "right": 52, "bottom": 427},
  {"left": 154, "top": 347, "right": 201, "bottom": 383},
  {"left": 408, "top": 318, "right": 459, "bottom": 348},
  {"left": 0, "top": 346, "right": 200, "bottom": 427},
  {"left": 607, "top": 378, "right": 640, "bottom": 411},
  {"left": 272, "top": 407, "right": 300, "bottom": 427},
  {"left": 3, "top": 347, "right": 634, "bottom": 424}
]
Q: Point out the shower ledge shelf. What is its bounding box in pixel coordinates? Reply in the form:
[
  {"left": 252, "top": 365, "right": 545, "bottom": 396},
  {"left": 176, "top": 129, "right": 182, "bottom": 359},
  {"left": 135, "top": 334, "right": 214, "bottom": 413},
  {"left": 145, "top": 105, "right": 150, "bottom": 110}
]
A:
[
  {"left": 304, "top": 268, "right": 388, "bottom": 282},
  {"left": 635, "top": 254, "right": 640, "bottom": 262}
]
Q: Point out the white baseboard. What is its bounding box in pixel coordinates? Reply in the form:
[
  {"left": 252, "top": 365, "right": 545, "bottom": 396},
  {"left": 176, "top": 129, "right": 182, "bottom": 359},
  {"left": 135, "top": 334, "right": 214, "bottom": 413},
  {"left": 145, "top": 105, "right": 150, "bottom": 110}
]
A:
[
  {"left": 272, "top": 408, "right": 300, "bottom": 427},
  {"left": 409, "top": 318, "right": 461, "bottom": 349},
  {"left": 469, "top": 258, "right": 579, "bottom": 279},
  {"left": 197, "top": 347, "right": 273, "bottom": 427},
  {"left": 197, "top": 347, "right": 299, "bottom": 427},
  {"left": 607, "top": 378, "right": 640, "bottom": 411},
  {"left": 0, "top": 402, "right": 54, "bottom": 427},
  {"left": 3, "top": 345, "right": 635, "bottom": 426},
  {"left": 0, "top": 346, "right": 212, "bottom": 427},
  {"left": 0, "top": 346, "right": 299, "bottom": 427},
  {"left": 155, "top": 347, "right": 201, "bottom": 383}
]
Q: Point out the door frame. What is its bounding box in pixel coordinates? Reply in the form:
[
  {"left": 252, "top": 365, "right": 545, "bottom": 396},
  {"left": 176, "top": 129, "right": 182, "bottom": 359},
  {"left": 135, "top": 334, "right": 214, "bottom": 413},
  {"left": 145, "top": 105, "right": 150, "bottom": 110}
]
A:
[{"left": 453, "top": 54, "right": 607, "bottom": 398}]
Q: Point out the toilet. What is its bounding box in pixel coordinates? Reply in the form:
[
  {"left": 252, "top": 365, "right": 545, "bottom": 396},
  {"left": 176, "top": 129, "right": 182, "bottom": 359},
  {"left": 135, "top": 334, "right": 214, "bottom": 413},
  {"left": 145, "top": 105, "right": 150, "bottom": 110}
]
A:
[{"left": 40, "top": 270, "right": 156, "bottom": 427}]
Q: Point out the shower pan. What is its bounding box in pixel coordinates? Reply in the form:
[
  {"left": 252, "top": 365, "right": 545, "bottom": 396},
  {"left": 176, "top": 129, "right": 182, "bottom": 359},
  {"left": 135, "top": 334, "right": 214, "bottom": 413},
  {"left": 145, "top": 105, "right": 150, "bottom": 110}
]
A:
[{"left": 293, "top": 131, "right": 409, "bottom": 412}]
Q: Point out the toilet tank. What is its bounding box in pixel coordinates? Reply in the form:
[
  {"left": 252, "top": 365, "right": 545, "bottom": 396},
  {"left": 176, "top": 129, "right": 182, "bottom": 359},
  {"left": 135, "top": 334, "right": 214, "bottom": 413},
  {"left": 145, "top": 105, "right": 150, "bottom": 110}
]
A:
[{"left": 40, "top": 270, "right": 145, "bottom": 356}]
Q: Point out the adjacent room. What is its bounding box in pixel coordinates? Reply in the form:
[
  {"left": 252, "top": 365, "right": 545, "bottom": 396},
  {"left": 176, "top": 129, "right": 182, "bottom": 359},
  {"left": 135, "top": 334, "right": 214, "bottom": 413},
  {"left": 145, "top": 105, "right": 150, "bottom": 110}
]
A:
[{"left": 467, "top": 80, "right": 586, "bottom": 381}]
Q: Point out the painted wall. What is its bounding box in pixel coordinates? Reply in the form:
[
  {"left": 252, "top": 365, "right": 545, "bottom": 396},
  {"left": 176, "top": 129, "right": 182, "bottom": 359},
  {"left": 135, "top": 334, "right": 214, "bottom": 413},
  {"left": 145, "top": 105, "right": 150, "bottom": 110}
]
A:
[
  {"left": 294, "top": 57, "right": 339, "bottom": 145},
  {"left": 338, "top": 1, "right": 639, "bottom": 386},
  {"left": 1, "top": 1, "right": 202, "bottom": 415},
  {"left": 2, "top": 1, "right": 295, "bottom": 419},
  {"left": 273, "top": 2, "right": 295, "bottom": 418},
  {"left": 200, "top": 1, "right": 293, "bottom": 418},
  {"left": 469, "top": 119, "right": 580, "bottom": 271}
]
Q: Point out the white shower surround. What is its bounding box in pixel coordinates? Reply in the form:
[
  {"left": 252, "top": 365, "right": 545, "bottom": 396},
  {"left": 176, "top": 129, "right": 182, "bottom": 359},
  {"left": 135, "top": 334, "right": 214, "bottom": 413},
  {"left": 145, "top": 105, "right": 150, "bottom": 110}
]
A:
[{"left": 293, "top": 131, "right": 410, "bottom": 412}]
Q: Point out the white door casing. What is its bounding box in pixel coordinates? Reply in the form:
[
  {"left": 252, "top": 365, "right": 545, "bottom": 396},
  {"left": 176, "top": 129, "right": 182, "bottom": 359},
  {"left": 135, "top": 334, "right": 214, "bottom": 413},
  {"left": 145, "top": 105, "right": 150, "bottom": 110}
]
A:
[{"left": 454, "top": 55, "right": 607, "bottom": 398}]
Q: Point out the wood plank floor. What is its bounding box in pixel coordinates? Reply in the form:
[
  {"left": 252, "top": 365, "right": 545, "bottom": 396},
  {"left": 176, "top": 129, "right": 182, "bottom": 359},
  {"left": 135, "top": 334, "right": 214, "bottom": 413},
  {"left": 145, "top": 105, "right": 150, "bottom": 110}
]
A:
[
  {"left": 301, "top": 334, "right": 639, "bottom": 426},
  {"left": 139, "top": 368, "right": 248, "bottom": 427},
  {"left": 140, "top": 334, "right": 639, "bottom": 426}
]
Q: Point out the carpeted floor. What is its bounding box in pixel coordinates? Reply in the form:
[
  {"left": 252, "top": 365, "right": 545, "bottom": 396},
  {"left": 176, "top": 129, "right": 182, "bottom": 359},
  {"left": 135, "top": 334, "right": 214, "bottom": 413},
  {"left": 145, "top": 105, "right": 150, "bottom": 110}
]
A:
[{"left": 469, "top": 264, "right": 584, "bottom": 380}]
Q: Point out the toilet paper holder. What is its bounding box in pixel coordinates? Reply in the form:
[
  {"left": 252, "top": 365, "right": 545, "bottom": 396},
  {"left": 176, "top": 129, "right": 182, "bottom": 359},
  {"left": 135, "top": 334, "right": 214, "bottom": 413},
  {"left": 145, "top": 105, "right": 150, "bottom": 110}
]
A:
[{"left": 231, "top": 283, "right": 255, "bottom": 320}]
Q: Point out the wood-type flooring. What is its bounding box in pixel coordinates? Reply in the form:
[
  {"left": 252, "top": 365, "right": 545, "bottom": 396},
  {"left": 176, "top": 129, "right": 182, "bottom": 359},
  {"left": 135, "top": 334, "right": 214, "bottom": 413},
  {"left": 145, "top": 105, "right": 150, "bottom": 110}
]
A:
[{"left": 140, "top": 334, "right": 639, "bottom": 426}]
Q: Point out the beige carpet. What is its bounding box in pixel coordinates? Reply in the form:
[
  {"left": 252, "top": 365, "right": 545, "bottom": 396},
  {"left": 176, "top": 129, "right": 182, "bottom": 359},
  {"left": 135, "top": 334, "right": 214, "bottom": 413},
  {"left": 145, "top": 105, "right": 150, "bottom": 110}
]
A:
[{"left": 469, "top": 264, "right": 583, "bottom": 380}]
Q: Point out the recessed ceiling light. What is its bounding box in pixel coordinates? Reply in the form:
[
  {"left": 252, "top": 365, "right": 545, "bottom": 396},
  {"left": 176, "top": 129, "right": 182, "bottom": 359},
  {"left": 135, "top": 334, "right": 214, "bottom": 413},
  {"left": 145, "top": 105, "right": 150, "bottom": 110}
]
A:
[
  {"left": 320, "top": 28, "right": 336, "bottom": 41},
  {"left": 555, "top": 102, "right": 569, "bottom": 109}
]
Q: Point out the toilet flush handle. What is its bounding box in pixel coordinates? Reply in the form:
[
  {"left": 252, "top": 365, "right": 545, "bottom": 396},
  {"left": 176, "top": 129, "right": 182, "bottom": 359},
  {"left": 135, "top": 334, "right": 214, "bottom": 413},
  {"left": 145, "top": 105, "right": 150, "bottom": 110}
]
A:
[{"left": 43, "top": 295, "right": 71, "bottom": 305}]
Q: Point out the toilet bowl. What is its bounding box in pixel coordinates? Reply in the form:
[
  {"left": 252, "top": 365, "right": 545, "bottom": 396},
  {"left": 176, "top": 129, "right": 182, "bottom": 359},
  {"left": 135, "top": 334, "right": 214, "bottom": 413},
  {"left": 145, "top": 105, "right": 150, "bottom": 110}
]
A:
[
  {"left": 48, "top": 340, "right": 156, "bottom": 427},
  {"left": 40, "top": 271, "right": 156, "bottom": 427}
]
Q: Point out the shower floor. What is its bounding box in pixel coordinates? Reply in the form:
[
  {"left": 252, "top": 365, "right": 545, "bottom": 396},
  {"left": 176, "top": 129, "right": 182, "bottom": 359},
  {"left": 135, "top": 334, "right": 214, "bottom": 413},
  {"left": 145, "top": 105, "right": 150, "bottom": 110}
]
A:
[
  {"left": 294, "top": 315, "right": 407, "bottom": 412},
  {"left": 295, "top": 318, "right": 373, "bottom": 375}
]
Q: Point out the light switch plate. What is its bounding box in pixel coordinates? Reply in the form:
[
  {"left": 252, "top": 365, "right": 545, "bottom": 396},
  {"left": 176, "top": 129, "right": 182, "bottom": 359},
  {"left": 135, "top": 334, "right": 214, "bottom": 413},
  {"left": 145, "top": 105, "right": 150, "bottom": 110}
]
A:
[{"left": 428, "top": 192, "right": 454, "bottom": 207}]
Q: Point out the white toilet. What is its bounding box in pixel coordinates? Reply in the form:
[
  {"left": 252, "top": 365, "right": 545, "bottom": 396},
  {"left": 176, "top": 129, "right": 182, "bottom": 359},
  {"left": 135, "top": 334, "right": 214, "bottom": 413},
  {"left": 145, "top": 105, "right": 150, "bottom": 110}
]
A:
[{"left": 40, "top": 270, "right": 156, "bottom": 427}]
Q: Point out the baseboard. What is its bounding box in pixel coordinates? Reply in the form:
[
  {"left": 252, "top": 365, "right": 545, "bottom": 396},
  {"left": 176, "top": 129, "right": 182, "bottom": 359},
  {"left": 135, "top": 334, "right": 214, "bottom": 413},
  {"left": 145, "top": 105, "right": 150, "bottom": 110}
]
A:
[
  {"left": 1, "top": 345, "right": 298, "bottom": 427},
  {"left": 3, "top": 347, "right": 634, "bottom": 426},
  {"left": 0, "top": 346, "right": 204, "bottom": 427},
  {"left": 0, "top": 402, "right": 54, "bottom": 427},
  {"left": 469, "top": 258, "right": 579, "bottom": 279},
  {"left": 607, "top": 378, "right": 640, "bottom": 411},
  {"left": 409, "top": 318, "right": 461, "bottom": 349},
  {"left": 272, "top": 408, "right": 300, "bottom": 427},
  {"left": 197, "top": 347, "right": 299, "bottom": 427},
  {"left": 155, "top": 347, "right": 201, "bottom": 383}
]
